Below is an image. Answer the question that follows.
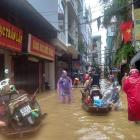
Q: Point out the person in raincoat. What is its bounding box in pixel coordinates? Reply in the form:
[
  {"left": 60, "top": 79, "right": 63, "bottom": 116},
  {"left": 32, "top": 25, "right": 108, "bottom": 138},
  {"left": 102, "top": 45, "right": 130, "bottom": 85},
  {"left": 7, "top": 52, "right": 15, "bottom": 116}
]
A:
[
  {"left": 122, "top": 67, "right": 140, "bottom": 123},
  {"left": 57, "top": 70, "right": 72, "bottom": 104},
  {"left": 91, "top": 70, "right": 100, "bottom": 88}
]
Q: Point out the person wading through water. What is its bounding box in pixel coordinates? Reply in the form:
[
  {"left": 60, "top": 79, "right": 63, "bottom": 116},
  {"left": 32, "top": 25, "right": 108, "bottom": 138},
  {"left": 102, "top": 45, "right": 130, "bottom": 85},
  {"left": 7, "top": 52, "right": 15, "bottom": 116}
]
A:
[
  {"left": 122, "top": 64, "right": 140, "bottom": 123},
  {"left": 57, "top": 70, "right": 73, "bottom": 104}
]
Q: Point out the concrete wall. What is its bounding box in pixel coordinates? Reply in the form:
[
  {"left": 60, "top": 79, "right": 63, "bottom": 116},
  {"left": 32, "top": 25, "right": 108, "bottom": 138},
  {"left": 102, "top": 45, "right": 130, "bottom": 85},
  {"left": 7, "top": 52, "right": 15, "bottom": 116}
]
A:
[
  {"left": 27, "top": 0, "right": 67, "bottom": 45},
  {"left": 27, "top": 0, "right": 58, "bottom": 29}
]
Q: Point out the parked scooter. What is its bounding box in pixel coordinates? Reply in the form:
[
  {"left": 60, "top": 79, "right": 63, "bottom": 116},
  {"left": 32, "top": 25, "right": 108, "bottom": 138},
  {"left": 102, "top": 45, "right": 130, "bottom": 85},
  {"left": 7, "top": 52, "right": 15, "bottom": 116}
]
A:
[{"left": 0, "top": 79, "right": 47, "bottom": 137}]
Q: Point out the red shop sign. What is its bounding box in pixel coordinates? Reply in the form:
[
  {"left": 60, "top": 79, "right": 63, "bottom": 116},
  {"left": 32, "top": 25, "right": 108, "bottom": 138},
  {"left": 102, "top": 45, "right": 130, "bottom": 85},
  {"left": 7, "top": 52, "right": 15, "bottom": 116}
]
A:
[
  {"left": 28, "top": 34, "right": 55, "bottom": 61},
  {"left": 0, "top": 18, "right": 23, "bottom": 52}
]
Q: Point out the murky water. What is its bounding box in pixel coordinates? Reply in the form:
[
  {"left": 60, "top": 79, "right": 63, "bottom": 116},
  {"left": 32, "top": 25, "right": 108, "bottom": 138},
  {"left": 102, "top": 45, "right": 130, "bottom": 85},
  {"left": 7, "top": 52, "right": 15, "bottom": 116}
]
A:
[{"left": 0, "top": 80, "right": 140, "bottom": 140}]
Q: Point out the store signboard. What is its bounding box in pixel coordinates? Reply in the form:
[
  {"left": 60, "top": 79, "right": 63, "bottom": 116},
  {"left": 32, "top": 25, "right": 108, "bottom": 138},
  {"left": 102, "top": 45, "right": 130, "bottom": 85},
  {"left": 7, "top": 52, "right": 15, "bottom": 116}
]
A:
[
  {"left": 28, "top": 34, "right": 55, "bottom": 61},
  {"left": 134, "top": 9, "right": 140, "bottom": 40},
  {"left": 0, "top": 18, "right": 23, "bottom": 52},
  {"left": 135, "top": 20, "right": 140, "bottom": 40},
  {"left": 134, "top": 9, "right": 140, "bottom": 19}
]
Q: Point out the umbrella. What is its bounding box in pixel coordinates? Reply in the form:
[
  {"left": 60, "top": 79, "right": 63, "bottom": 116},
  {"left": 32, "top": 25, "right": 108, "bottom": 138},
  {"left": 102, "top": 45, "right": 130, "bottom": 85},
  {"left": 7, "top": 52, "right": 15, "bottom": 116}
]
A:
[{"left": 130, "top": 51, "right": 140, "bottom": 70}]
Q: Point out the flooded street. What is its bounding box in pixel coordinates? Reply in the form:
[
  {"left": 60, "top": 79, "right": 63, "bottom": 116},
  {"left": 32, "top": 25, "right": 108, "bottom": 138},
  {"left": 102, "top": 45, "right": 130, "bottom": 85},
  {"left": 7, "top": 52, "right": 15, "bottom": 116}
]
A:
[
  {"left": 0, "top": 84, "right": 140, "bottom": 140},
  {"left": 0, "top": 0, "right": 139, "bottom": 139}
]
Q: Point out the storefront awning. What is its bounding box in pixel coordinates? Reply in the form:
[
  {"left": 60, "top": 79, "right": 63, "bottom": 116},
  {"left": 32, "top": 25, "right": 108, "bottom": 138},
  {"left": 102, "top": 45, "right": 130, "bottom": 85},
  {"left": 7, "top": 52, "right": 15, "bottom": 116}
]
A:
[{"left": 0, "top": 0, "right": 58, "bottom": 40}]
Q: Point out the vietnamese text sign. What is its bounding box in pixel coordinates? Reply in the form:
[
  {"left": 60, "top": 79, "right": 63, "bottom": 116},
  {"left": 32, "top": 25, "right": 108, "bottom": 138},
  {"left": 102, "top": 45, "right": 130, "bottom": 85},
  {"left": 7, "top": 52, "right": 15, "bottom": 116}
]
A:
[
  {"left": 28, "top": 34, "right": 55, "bottom": 61},
  {"left": 0, "top": 18, "right": 23, "bottom": 52}
]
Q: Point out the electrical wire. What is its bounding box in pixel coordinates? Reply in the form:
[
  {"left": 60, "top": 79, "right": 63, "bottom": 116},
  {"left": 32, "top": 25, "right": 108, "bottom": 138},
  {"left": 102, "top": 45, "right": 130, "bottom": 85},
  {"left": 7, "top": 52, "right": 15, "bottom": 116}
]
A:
[
  {"left": 81, "top": 0, "right": 139, "bottom": 25},
  {"left": 37, "top": 0, "right": 139, "bottom": 33}
]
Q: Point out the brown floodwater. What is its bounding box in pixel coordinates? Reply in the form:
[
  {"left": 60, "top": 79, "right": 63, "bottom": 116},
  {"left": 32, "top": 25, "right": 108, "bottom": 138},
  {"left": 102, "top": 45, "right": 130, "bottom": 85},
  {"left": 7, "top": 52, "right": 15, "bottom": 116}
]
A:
[{"left": 0, "top": 86, "right": 140, "bottom": 140}]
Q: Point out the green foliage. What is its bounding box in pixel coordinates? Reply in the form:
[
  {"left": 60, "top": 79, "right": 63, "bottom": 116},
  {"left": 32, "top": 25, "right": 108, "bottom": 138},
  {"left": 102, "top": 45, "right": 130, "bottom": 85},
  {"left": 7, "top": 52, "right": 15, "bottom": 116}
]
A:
[
  {"left": 100, "top": 0, "right": 133, "bottom": 67},
  {"left": 102, "top": 0, "right": 131, "bottom": 28},
  {"left": 114, "top": 44, "right": 135, "bottom": 65}
]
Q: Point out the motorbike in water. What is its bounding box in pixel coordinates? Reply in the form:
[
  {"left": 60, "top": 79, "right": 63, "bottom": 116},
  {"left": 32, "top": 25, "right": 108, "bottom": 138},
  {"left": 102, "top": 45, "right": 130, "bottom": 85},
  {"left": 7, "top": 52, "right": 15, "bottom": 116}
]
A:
[{"left": 0, "top": 79, "right": 47, "bottom": 137}]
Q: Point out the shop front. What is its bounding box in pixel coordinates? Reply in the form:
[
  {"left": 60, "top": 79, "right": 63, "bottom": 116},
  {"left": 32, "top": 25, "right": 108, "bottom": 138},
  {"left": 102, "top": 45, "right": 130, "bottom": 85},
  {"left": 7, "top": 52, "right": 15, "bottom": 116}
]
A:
[
  {"left": 13, "top": 55, "right": 40, "bottom": 92},
  {"left": 0, "top": 54, "right": 4, "bottom": 80},
  {"left": 0, "top": 18, "right": 23, "bottom": 81},
  {"left": 14, "top": 34, "right": 55, "bottom": 92}
]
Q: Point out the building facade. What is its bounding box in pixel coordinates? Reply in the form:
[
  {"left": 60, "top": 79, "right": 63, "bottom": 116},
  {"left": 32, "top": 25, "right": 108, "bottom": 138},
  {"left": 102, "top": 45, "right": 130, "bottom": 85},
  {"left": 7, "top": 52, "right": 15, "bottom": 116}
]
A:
[
  {"left": 91, "top": 36, "right": 102, "bottom": 66},
  {"left": 0, "top": 0, "right": 92, "bottom": 91},
  {"left": 105, "top": 17, "right": 116, "bottom": 72},
  {"left": 0, "top": 0, "right": 57, "bottom": 92},
  {"left": 78, "top": 1, "right": 92, "bottom": 72},
  {"left": 27, "top": 0, "right": 92, "bottom": 81}
]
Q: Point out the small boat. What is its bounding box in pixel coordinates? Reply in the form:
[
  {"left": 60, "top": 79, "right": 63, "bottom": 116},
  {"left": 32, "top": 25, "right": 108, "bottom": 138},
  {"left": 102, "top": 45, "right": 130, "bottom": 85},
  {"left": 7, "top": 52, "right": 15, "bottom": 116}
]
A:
[
  {"left": 82, "top": 102, "right": 112, "bottom": 114},
  {"left": 81, "top": 85, "right": 112, "bottom": 114}
]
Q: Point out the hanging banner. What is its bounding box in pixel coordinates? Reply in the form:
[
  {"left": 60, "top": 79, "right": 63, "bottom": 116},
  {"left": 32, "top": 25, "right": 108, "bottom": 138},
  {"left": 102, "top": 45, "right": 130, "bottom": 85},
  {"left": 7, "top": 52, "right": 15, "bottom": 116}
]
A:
[
  {"left": 28, "top": 34, "right": 55, "bottom": 61},
  {"left": 0, "top": 18, "right": 23, "bottom": 52}
]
